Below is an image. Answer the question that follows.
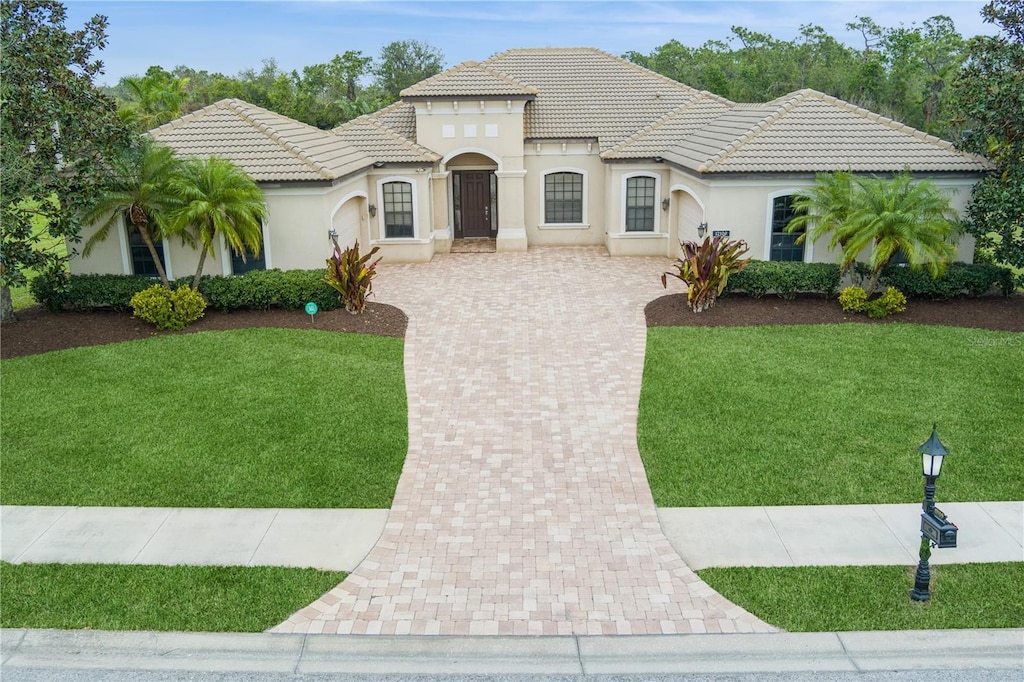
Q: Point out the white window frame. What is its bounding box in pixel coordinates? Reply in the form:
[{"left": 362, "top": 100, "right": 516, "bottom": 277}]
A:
[
  {"left": 121, "top": 216, "right": 172, "bottom": 279},
  {"left": 539, "top": 168, "right": 589, "bottom": 229},
  {"left": 620, "top": 172, "right": 661, "bottom": 233},
  {"left": 375, "top": 177, "right": 419, "bottom": 240},
  {"left": 764, "top": 188, "right": 813, "bottom": 262}
]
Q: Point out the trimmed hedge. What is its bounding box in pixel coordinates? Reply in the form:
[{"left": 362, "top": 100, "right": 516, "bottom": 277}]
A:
[
  {"left": 31, "top": 273, "right": 154, "bottom": 313},
  {"left": 724, "top": 261, "right": 841, "bottom": 299},
  {"left": 861, "top": 262, "right": 1015, "bottom": 299},
  {"left": 30, "top": 269, "right": 342, "bottom": 313},
  {"left": 199, "top": 269, "right": 341, "bottom": 311}
]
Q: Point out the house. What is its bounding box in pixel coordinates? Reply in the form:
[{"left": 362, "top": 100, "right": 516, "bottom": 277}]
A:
[{"left": 72, "top": 48, "right": 990, "bottom": 279}]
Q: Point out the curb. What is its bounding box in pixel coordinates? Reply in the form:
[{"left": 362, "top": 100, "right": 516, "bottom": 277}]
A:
[{"left": 2, "top": 628, "right": 1022, "bottom": 675}]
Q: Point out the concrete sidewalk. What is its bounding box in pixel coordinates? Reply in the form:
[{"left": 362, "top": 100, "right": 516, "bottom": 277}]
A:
[
  {"left": 3, "top": 501, "right": 1020, "bottom": 570},
  {"left": 2, "top": 628, "right": 1022, "bottom": 675}
]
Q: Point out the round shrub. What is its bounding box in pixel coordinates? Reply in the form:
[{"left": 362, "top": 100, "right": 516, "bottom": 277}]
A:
[
  {"left": 865, "top": 287, "right": 907, "bottom": 319},
  {"left": 838, "top": 286, "right": 868, "bottom": 313},
  {"left": 130, "top": 285, "right": 207, "bottom": 331}
]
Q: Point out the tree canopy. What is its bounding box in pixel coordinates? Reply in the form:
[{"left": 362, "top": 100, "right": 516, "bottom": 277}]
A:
[
  {"left": 951, "top": 0, "right": 1024, "bottom": 271},
  {"left": 0, "top": 0, "right": 131, "bottom": 319}
]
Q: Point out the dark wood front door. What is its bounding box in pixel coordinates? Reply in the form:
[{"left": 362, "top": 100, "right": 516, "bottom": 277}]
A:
[{"left": 458, "top": 171, "right": 494, "bottom": 238}]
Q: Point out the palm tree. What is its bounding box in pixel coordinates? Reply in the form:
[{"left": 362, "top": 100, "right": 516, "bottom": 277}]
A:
[
  {"left": 843, "top": 172, "right": 959, "bottom": 295},
  {"left": 119, "top": 71, "right": 190, "bottom": 131},
  {"left": 81, "top": 136, "right": 183, "bottom": 288},
  {"left": 787, "top": 170, "right": 859, "bottom": 276},
  {"left": 165, "top": 156, "right": 266, "bottom": 289},
  {"left": 787, "top": 171, "right": 959, "bottom": 295}
]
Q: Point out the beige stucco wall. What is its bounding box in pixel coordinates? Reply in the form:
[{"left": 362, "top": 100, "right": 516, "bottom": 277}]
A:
[
  {"left": 523, "top": 144, "right": 605, "bottom": 246},
  {"left": 701, "top": 175, "right": 977, "bottom": 265},
  {"left": 603, "top": 164, "right": 672, "bottom": 257}
]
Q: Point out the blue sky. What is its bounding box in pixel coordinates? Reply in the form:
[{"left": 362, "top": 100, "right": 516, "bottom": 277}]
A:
[{"left": 64, "top": 0, "right": 995, "bottom": 85}]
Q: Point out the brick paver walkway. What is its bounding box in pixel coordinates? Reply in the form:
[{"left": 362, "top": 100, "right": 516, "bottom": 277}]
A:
[{"left": 272, "top": 247, "right": 773, "bottom": 636}]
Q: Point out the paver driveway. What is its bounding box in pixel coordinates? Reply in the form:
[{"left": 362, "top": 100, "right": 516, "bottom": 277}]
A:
[{"left": 273, "top": 247, "right": 773, "bottom": 636}]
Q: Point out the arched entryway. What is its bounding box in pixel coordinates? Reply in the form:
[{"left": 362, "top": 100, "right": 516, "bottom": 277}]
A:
[
  {"left": 446, "top": 152, "right": 499, "bottom": 240},
  {"left": 669, "top": 186, "right": 705, "bottom": 257},
  {"left": 329, "top": 193, "right": 368, "bottom": 250}
]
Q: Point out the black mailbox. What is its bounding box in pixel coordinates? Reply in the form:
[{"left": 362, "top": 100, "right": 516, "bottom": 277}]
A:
[{"left": 921, "top": 507, "right": 958, "bottom": 548}]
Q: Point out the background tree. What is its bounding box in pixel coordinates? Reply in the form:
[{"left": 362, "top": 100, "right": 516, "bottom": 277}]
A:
[
  {"left": 118, "top": 65, "right": 189, "bottom": 130},
  {"left": 374, "top": 39, "right": 443, "bottom": 102},
  {"left": 951, "top": 0, "right": 1024, "bottom": 271},
  {"left": 80, "top": 136, "right": 183, "bottom": 288},
  {"left": 1, "top": 0, "right": 131, "bottom": 320},
  {"left": 165, "top": 156, "right": 266, "bottom": 289}
]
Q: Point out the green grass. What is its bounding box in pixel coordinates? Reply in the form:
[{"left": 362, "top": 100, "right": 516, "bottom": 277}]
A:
[
  {"left": 700, "top": 563, "right": 1024, "bottom": 631},
  {"left": 8, "top": 227, "right": 66, "bottom": 311},
  {"left": 0, "top": 562, "right": 345, "bottom": 632},
  {"left": 639, "top": 324, "right": 1024, "bottom": 507},
  {"left": 0, "top": 328, "right": 407, "bottom": 508}
]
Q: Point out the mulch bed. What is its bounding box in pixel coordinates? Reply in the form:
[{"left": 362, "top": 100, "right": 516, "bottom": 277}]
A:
[
  {"left": 0, "top": 303, "right": 407, "bottom": 360},
  {"left": 3, "top": 293, "right": 1020, "bottom": 360},
  {"left": 646, "top": 293, "right": 1024, "bottom": 332}
]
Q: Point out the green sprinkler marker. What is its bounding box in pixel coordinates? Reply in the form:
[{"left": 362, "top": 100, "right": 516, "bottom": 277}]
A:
[{"left": 305, "top": 301, "right": 319, "bottom": 323}]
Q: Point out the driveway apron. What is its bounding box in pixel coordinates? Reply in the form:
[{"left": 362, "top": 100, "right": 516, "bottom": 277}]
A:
[{"left": 272, "top": 247, "right": 773, "bottom": 636}]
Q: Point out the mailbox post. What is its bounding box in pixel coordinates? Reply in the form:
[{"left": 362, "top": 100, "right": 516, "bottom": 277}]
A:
[{"left": 911, "top": 425, "right": 956, "bottom": 602}]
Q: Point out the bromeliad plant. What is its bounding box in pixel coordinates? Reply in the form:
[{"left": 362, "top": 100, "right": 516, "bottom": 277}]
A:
[
  {"left": 324, "top": 240, "right": 382, "bottom": 314},
  {"left": 662, "top": 236, "right": 751, "bottom": 313}
]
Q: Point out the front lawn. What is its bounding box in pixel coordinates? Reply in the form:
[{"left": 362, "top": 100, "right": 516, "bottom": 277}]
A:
[
  {"left": 639, "top": 324, "right": 1023, "bottom": 507},
  {"left": 0, "top": 562, "right": 345, "bottom": 632},
  {"left": 700, "top": 563, "right": 1024, "bottom": 631},
  {"left": 0, "top": 328, "right": 407, "bottom": 508}
]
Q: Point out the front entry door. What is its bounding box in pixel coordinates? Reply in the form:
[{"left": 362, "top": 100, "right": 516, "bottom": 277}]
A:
[{"left": 459, "top": 171, "right": 493, "bottom": 238}]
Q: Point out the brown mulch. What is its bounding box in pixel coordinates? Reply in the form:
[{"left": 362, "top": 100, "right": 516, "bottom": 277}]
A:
[
  {"left": 646, "top": 293, "right": 1024, "bottom": 332},
  {"left": 0, "top": 302, "right": 407, "bottom": 360}
]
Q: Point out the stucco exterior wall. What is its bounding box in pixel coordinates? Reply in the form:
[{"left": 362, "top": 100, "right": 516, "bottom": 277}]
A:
[
  {"left": 702, "top": 175, "right": 978, "bottom": 265},
  {"left": 604, "top": 164, "right": 671, "bottom": 257},
  {"left": 523, "top": 144, "right": 605, "bottom": 246}
]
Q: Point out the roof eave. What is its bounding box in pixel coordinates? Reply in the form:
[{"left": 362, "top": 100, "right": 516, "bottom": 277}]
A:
[{"left": 402, "top": 94, "right": 536, "bottom": 103}]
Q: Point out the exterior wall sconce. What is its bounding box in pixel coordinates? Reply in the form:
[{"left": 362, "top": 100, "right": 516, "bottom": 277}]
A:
[
  {"left": 368, "top": 204, "right": 377, "bottom": 218},
  {"left": 662, "top": 198, "right": 670, "bottom": 211},
  {"left": 328, "top": 229, "right": 338, "bottom": 242},
  {"left": 911, "top": 424, "right": 958, "bottom": 602},
  {"left": 697, "top": 222, "right": 708, "bottom": 237}
]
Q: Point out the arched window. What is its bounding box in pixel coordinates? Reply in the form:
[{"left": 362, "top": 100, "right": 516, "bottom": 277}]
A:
[
  {"left": 382, "top": 181, "right": 414, "bottom": 238},
  {"left": 544, "top": 171, "right": 584, "bottom": 224},
  {"left": 769, "top": 194, "right": 804, "bottom": 261}
]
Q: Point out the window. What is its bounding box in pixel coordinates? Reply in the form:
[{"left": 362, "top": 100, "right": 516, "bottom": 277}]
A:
[
  {"left": 230, "top": 244, "right": 266, "bottom": 275},
  {"left": 625, "top": 176, "right": 656, "bottom": 232},
  {"left": 127, "top": 227, "right": 166, "bottom": 277},
  {"left": 382, "top": 181, "right": 414, "bottom": 238},
  {"left": 544, "top": 172, "right": 583, "bottom": 224},
  {"left": 769, "top": 195, "right": 804, "bottom": 261}
]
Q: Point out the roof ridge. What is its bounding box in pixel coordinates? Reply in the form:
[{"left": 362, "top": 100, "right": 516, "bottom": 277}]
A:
[
  {"left": 598, "top": 48, "right": 735, "bottom": 107},
  {"left": 148, "top": 99, "right": 227, "bottom": 136},
  {"left": 364, "top": 116, "right": 441, "bottom": 161},
  {"left": 223, "top": 99, "right": 335, "bottom": 179},
  {"left": 474, "top": 62, "right": 538, "bottom": 94},
  {"left": 601, "top": 99, "right": 708, "bottom": 157},
  {"left": 796, "top": 89, "right": 989, "bottom": 161},
  {"left": 399, "top": 60, "right": 477, "bottom": 97},
  {"left": 698, "top": 92, "right": 808, "bottom": 172}
]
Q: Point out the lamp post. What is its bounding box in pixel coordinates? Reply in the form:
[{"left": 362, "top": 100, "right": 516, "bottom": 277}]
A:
[{"left": 911, "top": 424, "right": 949, "bottom": 602}]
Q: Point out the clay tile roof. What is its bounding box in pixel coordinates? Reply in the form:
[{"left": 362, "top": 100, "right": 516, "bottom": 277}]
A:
[
  {"left": 479, "top": 47, "right": 731, "bottom": 151},
  {"left": 150, "top": 99, "right": 372, "bottom": 182},
  {"left": 697, "top": 90, "right": 992, "bottom": 173},
  {"left": 400, "top": 60, "right": 538, "bottom": 98},
  {"left": 332, "top": 109, "right": 440, "bottom": 164}
]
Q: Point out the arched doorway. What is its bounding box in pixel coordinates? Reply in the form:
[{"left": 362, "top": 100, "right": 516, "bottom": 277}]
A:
[
  {"left": 670, "top": 186, "right": 705, "bottom": 257},
  {"left": 330, "top": 193, "right": 367, "bottom": 250},
  {"left": 447, "top": 152, "right": 499, "bottom": 240}
]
